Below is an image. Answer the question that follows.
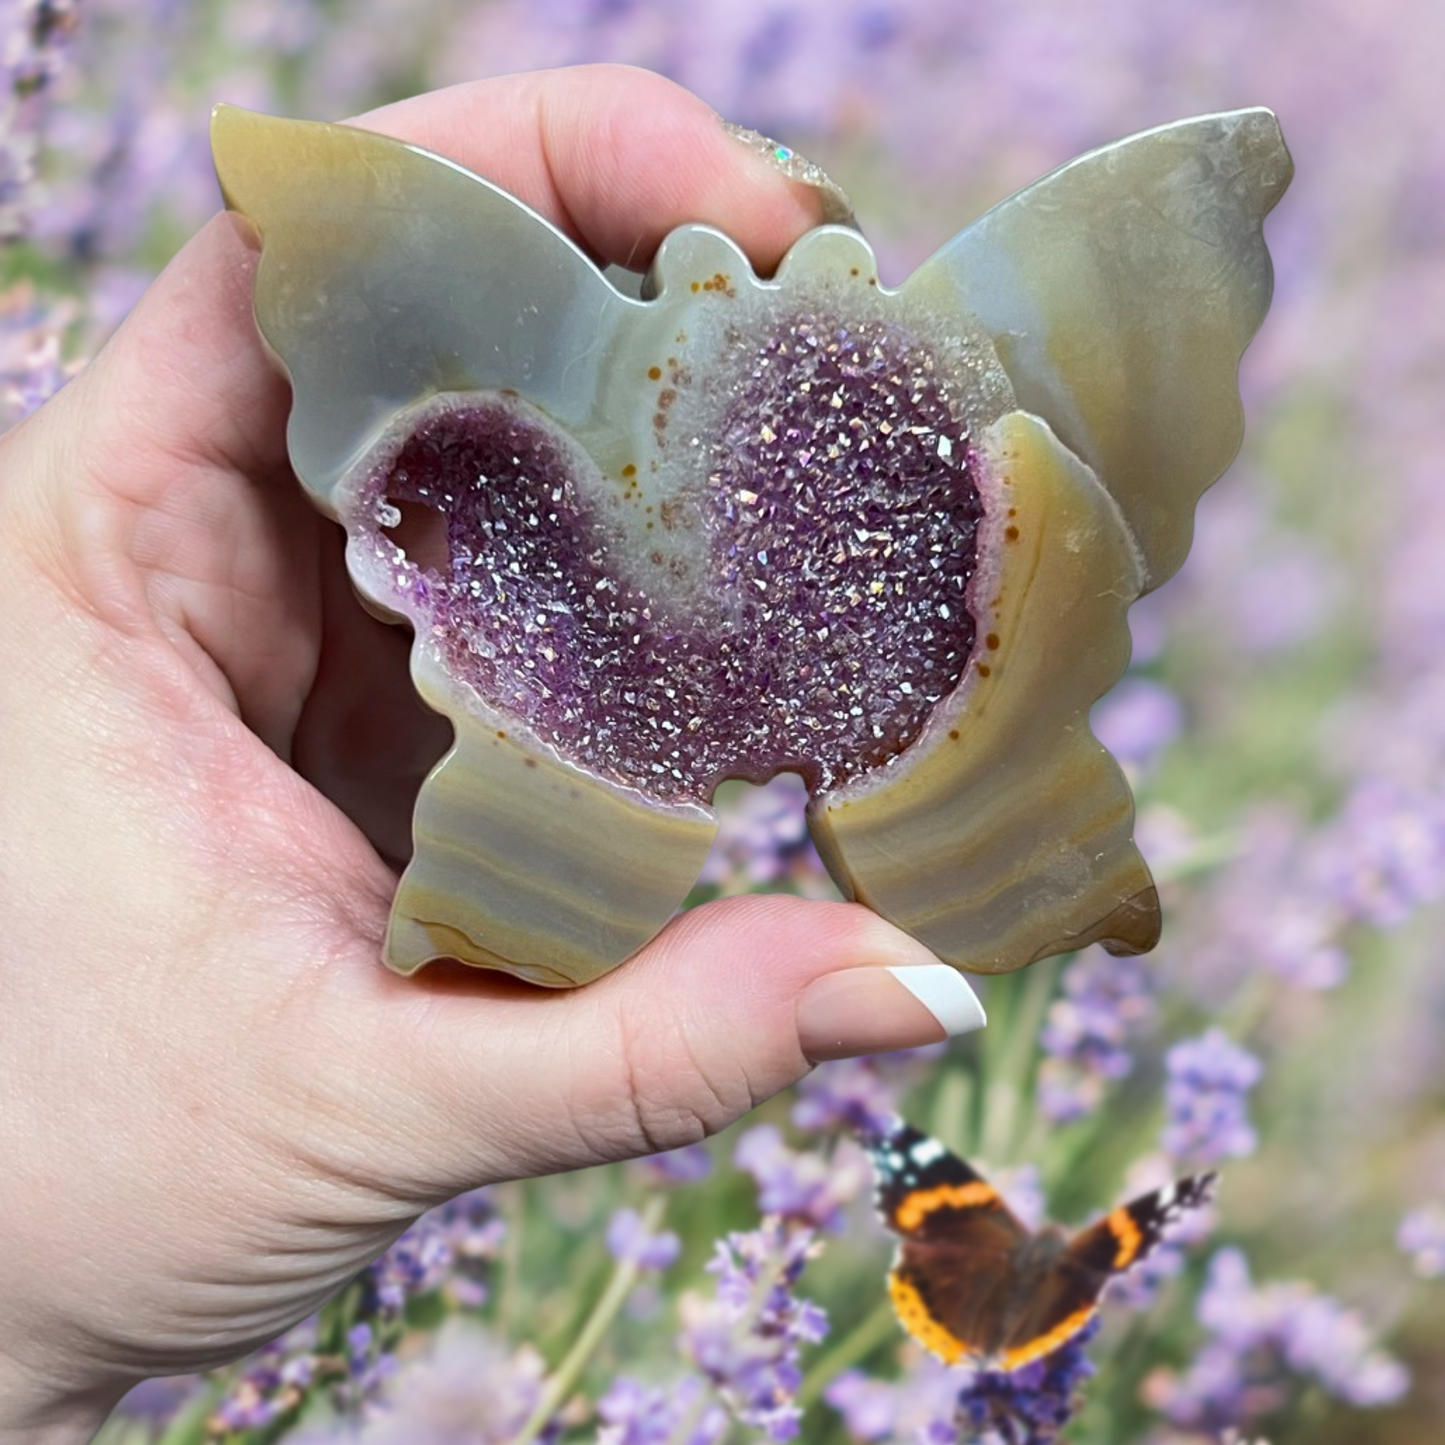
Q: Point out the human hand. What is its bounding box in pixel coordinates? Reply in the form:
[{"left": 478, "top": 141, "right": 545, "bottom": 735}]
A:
[{"left": 0, "top": 65, "right": 985, "bottom": 1442}]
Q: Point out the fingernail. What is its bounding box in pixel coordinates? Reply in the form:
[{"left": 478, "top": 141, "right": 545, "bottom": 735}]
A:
[
  {"left": 796, "top": 964, "right": 986, "bottom": 1063},
  {"left": 721, "top": 120, "right": 857, "bottom": 226}
]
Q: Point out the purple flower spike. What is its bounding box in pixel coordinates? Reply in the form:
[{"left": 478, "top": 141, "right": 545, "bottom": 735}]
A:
[
  {"left": 1091, "top": 678, "right": 1184, "bottom": 772},
  {"left": 607, "top": 1206, "right": 682, "bottom": 1271},
  {"left": 635, "top": 1140, "right": 714, "bottom": 1186},
  {"left": 364, "top": 1187, "right": 503, "bottom": 1316},
  {"left": 1320, "top": 780, "right": 1445, "bottom": 930},
  {"left": 597, "top": 1375, "right": 728, "bottom": 1445},
  {"left": 680, "top": 1219, "right": 828, "bottom": 1441},
  {"left": 824, "top": 1357, "right": 965, "bottom": 1444},
  {"left": 824, "top": 1370, "right": 899, "bottom": 1441},
  {"left": 325, "top": 1320, "right": 548, "bottom": 1445},
  {"left": 115, "top": 1374, "right": 204, "bottom": 1428},
  {"left": 697, "top": 772, "right": 828, "bottom": 890},
  {"left": 953, "top": 1319, "right": 1099, "bottom": 1445},
  {"left": 1144, "top": 1248, "right": 1408, "bottom": 1430},
  {"left": 1, "top": 0, "right": 79, "bottom": 243},
  {"left": 1038, "top": 948, "right": 1156, "bottom": 1124},
  {"left": 1, "top": 289, "right": 80, "bottom": 428},
  {"left": 1398, "top": 1203, "right": 1445, "bottom": 1277},
  {"left": 1161, "top": 1029, "right": 1263, "bottom": 1166},
  {"left": 792, "top": 1046, "right": 947, "bottom": 1137},
  {"left": 208, "top": 1324, "right": 320, "bottom": 1434},
  {"left": 733, "top": 1124, "right": 871, "bottom": 1232}
]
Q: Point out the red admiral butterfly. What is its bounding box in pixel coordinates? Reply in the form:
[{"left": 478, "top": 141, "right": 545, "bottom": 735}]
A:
[{"left": 864, "top": 1119, "right": 1216, "bottom": 1371}]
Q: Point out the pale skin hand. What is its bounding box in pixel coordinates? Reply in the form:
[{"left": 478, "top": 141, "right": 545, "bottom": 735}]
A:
[{"left": 0, "top": 67, "right": 954, "bottom": 1441}]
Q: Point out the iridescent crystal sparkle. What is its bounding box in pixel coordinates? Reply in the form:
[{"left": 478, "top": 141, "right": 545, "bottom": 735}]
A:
[
  {"left": 357, "top": 313, "right": 987, "bottom": 800},
  {"left": 211, "top": 105, "right": 1292, "bottom": 986}
]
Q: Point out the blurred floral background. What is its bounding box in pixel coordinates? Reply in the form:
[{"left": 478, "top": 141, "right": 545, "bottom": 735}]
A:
[{"left": 6, "top": 0, "right": 1445, "bottom": 1441}]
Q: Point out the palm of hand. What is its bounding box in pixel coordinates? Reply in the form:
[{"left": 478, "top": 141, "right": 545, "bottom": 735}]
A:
[{"left": 0, "top": 249, "right": 462, "bottom": 1377}]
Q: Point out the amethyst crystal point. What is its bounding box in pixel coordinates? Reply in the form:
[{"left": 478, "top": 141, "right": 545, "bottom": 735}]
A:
[{"left": 211, "top": 104, "right": 1290, "bottom": 986}]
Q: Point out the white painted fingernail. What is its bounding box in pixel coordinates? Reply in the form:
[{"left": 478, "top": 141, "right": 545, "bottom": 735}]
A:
[
  {"left": 886, "top": 963, "right": 988, "bottom": 1036},
  {"left": 797, "top": 963, "right": 986, "bottom": 1063}
]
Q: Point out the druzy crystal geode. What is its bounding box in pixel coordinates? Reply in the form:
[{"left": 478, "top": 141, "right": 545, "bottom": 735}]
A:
[{"left": 212, "top": 105, "right": 1292, "bottom": 987}]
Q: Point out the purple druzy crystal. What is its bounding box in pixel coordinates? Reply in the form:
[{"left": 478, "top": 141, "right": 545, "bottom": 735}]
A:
[{"left": 363, "top": 311, "right": 983, "bottom": 802}]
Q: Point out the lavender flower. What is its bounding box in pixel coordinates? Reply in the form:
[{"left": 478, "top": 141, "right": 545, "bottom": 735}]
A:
[
  {"left": 205, "top": 1305, "right": 400, "bottom": 1431},
  {"left": 1187, "top": 808, "right": 1350, "bottom": 994},
  {"left": 596, "top": 1375, "right": 729, "bottom": 1445},
  {"left": 679, "top": 1219, "right": 828, "bottom": 1441},
  {"left": 825, "top": 1370, "right": 901, "bottom": 1441},
  {"left": 113, "top": 1373, "right": 203, "bottom": 1428},
  {"left": 791, "top": 1045, "right": 946, "bottom": 1137},
  {"left": 825, "top": 1328, "right": 1097, "bottom": 1445},
  {"left": 633, "top": 1140, "right": 714, "bottom": 1186},
  {"left": 1091, "top": 679, "right": 1184, "bottom": 773},
  {"left": 607, "top": 1206, "right": 683, "bottom": 1272},
  {"left": 696, "top": 772, "right": 829, "bottom": 892},
  {"left": 210, "top": 1189, "right": 506, "bottom": 1429},
  {"left": 1038, "top": 949, "right": 1156, "bottom": 1124},
  {"left": 953, "top": 1320, "right": 1099, "bottom": 1445},
  {"left": 364, "top": 1187, "right": 503, "bottom": 1315},
  {"left": 286, "top": 1320, "right": 550, "bottom": 1445},
  {"left": 331, "top": 1320, "right": 399, "bottom": 1417},
  {"left": 1143, "top": 1248, "right": 1408, "bottom": 1431},
  {"left": 208, "top": 1322, "right": 321, "bottom": 1434},
  {"left": 1161, "top": 1029, "right": 1262, "bottom": 1167},
  {"left": 1, "top": 0, "right": 78, "bottom": 240},
  {"left": 1, "top": 285, "right": 79, "bottom": 429},
  {"left": 824, "top": 1358, "right": 962, "bottom": 1442},
  {"left": 733, "top": 1124, "right": 870, "bottom": 1233},
  {"left": 1316, "top": 780, "right": 1445, "bottom": 930},
  {"left": 1, "top": 325, "right": 70, "bottom": 416},
  {"left": 1398, "top": 1203, "right": 1445, "bottom": 1277}
]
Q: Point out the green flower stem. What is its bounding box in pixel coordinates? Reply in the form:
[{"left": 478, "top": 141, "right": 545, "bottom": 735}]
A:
[
  {"left": 152, "top": 1382, "right": 225, "bottom": 1445},
  {"left": 495, "top": 1181, "right": 527, "bottom": 1338},
  {"left": 979, "top": 956, "right": 1059, "bottom": 1165},
  {"left": 1221, "top": 970, "right": 1276, "bottom": 1040},
  {"left": 795, "top": 1296, "right": 900, "bottom": 1410},
  {"left": 93, "top": 1420, "right": 153, "bottom": 1445},
  {"left": 931, "top": 1061, "right": 973, "bottom": 1156},
  {"left": 512, "top": 1193, "right": 667, "bottom": 1445}
]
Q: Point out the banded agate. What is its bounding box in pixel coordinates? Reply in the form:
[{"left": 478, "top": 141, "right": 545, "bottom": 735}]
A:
[{"left": 211, "top": 106, "right": 1292, "bottom": 987}]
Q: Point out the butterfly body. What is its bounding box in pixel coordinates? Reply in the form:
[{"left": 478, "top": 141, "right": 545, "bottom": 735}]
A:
[{"left": 866, "top": 1120, "right": 1215, "bottom": 1371}]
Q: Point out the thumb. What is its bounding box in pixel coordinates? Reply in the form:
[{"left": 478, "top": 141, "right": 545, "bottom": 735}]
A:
[{"left": 394, "top": 893, "right": 986, "bottom": 1190}]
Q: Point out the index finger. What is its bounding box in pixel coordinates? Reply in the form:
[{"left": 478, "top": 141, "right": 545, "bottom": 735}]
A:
[
  {"left": 357, "top": 64, "right": 850, "bottom": 272},
  {"left": 72, "top": 64, "right": 851, "bottom": 485}
]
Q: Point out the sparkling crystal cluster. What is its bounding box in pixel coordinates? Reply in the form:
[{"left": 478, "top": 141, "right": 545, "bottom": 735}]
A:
[{"left": 364, "top": 311, "right": 982, "bottom": 801}]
